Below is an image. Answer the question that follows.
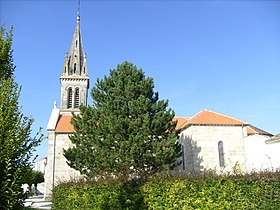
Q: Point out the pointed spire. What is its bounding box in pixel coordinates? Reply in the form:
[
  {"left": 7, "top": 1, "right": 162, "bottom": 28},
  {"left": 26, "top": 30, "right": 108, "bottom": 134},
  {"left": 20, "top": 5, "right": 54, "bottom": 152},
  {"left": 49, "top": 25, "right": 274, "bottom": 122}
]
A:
[
  {"left": 62, "top": 6, "right": 87, "bottom": 77},
  {"left": 60, "top": 1, "right": 89, "bottom": 111}
]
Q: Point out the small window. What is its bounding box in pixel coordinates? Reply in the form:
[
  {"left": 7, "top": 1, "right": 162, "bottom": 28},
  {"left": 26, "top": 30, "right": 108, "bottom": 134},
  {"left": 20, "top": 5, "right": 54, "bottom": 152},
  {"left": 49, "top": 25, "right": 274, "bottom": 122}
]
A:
[
  {"left": 76, "top": 40, "right": 78, "bottom": 48},
  {"left": 181, "top": 144, "right": 185, "bottom": 170},
  {"left": 218, "top": 141, "right": 225, "bottom": 167},
  {"left": 74, "top": 63, "right": 77, "bottom": 74}
]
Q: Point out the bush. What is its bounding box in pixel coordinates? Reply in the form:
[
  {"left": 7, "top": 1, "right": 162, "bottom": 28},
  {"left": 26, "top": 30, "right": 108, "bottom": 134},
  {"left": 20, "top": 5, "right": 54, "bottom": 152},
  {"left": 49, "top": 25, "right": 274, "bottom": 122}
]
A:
[
  {"left": 52, "top": 179, "right": 146, "bottom": 210},
  {"left": 142, "top": 172, "right": 280, "bottom": 209},
  {"left": 52, "top": 171, "right": 280, "bottom": 210}
]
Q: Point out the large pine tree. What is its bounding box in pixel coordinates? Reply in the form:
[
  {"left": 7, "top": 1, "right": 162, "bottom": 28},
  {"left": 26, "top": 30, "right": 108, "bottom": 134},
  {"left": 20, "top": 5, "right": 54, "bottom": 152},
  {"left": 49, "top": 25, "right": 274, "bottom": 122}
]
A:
[{"left": 64, "top": 61, "right": 181, "bottom": 178}]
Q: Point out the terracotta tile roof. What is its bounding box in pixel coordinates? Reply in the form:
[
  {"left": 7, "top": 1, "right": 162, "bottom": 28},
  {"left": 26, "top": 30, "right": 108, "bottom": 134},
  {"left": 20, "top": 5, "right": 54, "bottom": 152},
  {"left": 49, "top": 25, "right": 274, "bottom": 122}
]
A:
[
  {"left": 187, "top": 109, "right": 247, "bottom": 125},
  {"left": 271, "top": 133, "right": 280, "bottom": 140},
  {"left": 55, "top": 115, "right": 74, "bottom": 133},
  {"left": 174, "top": 109, "right": 272, "bottom": 136},
  {"left": 53, "top": 109, "right": 272, "bottom": 137},
  {"left": 247, "top": 125, "right": 273, "bottom": 136},
  {"left": 173, "top": 117, "right": 189, "bottom": 130}
]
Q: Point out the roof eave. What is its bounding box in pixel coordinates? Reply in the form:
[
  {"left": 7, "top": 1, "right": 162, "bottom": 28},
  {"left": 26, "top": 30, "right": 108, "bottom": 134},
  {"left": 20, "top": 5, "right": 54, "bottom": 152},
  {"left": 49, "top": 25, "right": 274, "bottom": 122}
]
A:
[{"left": 180, "top": 123, "right": 249, "bottom": 131}]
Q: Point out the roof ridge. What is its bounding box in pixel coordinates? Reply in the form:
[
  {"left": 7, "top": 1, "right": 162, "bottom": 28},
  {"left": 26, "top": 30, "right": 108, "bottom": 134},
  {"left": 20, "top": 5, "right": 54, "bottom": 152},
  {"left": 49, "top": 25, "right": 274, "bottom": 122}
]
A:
[
  {"left": 174, "top": 116, "right": 189, "bottom": 119},
  {"left": 187, "top": 109, "right": 205, "bottom": 123},
  {"left": 204, "top": 109, "right": 248, "bottom": 125},
  {"left": 185, "top": 109, "right": 249, "bottom": 125}
]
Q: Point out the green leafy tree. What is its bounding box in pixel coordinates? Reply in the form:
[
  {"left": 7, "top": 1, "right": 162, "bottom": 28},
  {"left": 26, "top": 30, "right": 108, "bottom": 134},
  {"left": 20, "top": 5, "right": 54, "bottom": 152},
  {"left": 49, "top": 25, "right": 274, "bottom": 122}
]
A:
[
  {"left": 22, "top": 167, "right": 44, "bottom": 195},
  {"left": 32, "top": 170, "right": 44, "bottom": 195},
  {"left": 0, "top": 25, "right": 42, "bottom": 209},
  {"left": 0, "top": 25, "right": 14, "bottom": 79},
  {"left": 64, "top": 61, "right": 181, "bottom": 179}
]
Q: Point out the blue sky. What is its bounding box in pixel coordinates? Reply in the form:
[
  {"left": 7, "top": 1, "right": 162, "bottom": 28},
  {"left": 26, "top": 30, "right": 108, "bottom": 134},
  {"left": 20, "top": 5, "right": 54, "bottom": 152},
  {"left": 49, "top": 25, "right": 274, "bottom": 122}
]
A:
[{"left": 1, "top": 0, "right": 280, "bottom": 159}]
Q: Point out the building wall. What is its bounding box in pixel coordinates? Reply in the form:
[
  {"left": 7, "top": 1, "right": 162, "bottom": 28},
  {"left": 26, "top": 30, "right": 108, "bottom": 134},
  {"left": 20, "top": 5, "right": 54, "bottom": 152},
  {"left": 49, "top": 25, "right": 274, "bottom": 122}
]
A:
[
  {"left": 179, "top": 125, "right": 247, "bottom": 173},
  {"left": 44, "top": 131, "right": 55, "bottom": 198},
  {"left": 44, "top": 131, "right": 80, "bottom": 198},
  {"left": 265, "top": 141, "right": 280, "bottom": 170},
  {"left": 53, "top": 133, "right": 81, "bottom": 182},
  {"left": 34, "top": 157, "right": 47, "bottom": 174},
  {"left": 244, "top": 134, "right": 280, "bottom": 171}
]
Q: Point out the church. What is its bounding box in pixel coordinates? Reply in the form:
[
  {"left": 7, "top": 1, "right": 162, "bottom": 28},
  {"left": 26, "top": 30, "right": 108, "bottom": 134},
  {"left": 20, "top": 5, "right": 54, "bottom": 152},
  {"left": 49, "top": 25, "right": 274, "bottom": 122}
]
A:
[{"left": 44, "top": 11, "right": 279, "bottom": 198}]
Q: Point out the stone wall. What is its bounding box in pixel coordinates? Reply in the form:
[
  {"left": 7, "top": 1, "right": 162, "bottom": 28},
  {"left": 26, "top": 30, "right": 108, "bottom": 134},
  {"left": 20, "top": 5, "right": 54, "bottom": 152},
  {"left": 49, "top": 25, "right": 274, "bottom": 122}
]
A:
[
  {"left": 179, "top": 125, "right": 247, "bottom": 173},
  {"left": 44, "top": 132, "right": 81, "bottom": 198},
  {"left": 53, "top": 133, "right": 81, "bottom": 182},
  {"left": 60, "top": 77, "right": 89, "bottom": 109}
]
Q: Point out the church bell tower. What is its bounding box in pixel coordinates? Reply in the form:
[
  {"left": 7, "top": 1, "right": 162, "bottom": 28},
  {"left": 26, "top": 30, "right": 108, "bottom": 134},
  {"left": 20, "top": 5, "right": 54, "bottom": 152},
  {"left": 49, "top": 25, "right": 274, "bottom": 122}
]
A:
[
  {"left": 45, "top": 4, "right": 90, "bottom": 199},
  {"left": 60, "top": 13, "right": 89, "bottom": 111}
]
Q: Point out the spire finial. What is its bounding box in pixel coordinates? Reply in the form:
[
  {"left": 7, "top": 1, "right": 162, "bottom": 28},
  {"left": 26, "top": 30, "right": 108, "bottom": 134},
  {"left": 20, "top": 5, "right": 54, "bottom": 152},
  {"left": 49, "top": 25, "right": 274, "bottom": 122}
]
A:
[{"left": 78, "top": 0, "right": 80, "bottom": 16}]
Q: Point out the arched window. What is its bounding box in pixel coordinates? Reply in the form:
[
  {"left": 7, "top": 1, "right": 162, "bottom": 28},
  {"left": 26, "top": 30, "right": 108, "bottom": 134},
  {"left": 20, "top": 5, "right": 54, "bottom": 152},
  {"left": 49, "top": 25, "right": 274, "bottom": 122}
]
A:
[
  {"left": 67, "top": 88, "right": 73, "bottom": 109},
  {"left": 76, "top": 40, "right": 78, "bottom": 48},
  {"left": 218, "top": 141, "right": 225, "bottom": 167},
  {"left": 181, "top": 144, "right": 185, "bottom": 170},
  {"left": 74, "top": 63, "right": 77, "bottom": 74},
  {"left": 74, "top": 88, "right": 79, "bottom": 108}
]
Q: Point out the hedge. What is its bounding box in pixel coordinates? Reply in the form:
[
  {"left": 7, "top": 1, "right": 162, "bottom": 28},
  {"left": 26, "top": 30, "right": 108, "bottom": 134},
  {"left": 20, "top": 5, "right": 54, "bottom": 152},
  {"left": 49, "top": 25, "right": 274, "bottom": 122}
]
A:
[{"left": 52, "top": 172, "right": 280, "bottom": 210}]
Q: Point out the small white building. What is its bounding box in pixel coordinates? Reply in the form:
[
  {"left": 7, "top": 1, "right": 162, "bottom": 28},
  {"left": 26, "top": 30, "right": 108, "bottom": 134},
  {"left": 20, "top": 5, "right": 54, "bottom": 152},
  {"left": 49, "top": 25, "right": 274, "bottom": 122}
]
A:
[
  {"left": 34, "top": 157, "right": 47, "bottom": 174},
  {"left": 244, "top": 133, "right": 280, "bottom": 171}
]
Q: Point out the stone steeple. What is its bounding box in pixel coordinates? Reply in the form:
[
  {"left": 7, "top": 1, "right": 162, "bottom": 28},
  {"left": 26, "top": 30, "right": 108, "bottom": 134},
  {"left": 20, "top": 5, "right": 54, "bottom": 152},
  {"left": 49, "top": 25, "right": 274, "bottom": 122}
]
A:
[
  {"left": 60, "top": 13, "right": 89, "bottom": 111},
  {"left": 45, "top": 6, "right": 89, "bottom": 199}
]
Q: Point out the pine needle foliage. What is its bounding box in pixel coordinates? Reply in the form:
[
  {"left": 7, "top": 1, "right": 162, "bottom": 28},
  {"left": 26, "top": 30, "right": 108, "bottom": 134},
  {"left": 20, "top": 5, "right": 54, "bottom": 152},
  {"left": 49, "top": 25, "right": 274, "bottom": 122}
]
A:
[{"left": 64, "top": 61, "right": 181, "bottom": 179}]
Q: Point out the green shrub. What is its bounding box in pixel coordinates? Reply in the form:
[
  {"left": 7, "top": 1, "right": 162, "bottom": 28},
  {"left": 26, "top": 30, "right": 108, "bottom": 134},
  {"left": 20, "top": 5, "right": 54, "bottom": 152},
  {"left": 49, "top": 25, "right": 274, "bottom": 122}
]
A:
[
  {"left": 52, "top": 171, "right": 280, "bottom": 210},
  {"left": 52, "top": 179, "right": 146, "bottom": 210},
  {"left": 141, "top": 172, "right": 280, "bottom": 209}
]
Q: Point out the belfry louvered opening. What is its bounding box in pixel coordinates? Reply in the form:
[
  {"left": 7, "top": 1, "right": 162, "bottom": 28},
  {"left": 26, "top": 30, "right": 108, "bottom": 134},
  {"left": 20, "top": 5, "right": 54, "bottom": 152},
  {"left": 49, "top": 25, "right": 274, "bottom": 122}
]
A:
[
  {"left": 74, "top": 88, "right": 80, "bottom": 108},
  {"left": 67, "top": 88, "right": 73, "bottom": 108}
]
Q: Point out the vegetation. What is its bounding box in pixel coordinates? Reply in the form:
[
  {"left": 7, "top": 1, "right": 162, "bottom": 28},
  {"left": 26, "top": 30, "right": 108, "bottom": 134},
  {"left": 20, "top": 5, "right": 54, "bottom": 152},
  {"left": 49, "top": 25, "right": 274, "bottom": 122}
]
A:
[
  {"left": 22, "top": 167, "right": 44, "bottom": 195},
  {"left": 0, "top": 26, "right": 14, "bottom": 80},
  {"left": 64, "top": 61, "right": 181, "bottom": 179},
  {"left": 0, "top": 25, "right": 42, "bottom": 209},
  {"left": 52, "top": 171, "right": 280, "bottom": 209}
]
